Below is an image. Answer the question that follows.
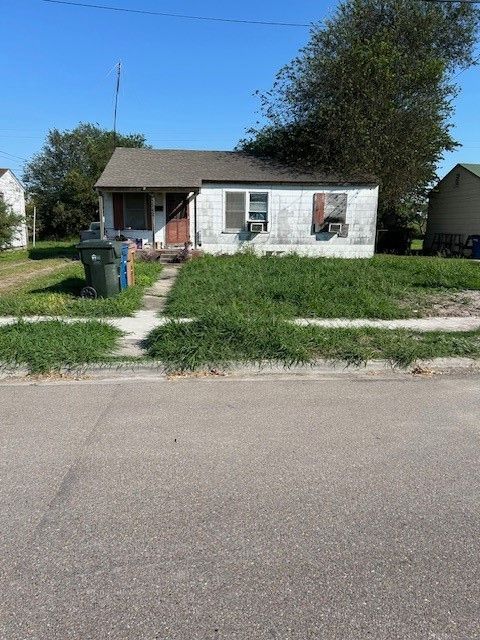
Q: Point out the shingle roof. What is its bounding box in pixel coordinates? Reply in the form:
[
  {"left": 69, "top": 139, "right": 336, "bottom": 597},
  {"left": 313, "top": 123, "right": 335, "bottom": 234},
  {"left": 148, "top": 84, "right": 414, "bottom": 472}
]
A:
[
  {"left": 0, "top": 169, "right": 8, "bottom": 178},
  {"left": 95, "top": 148, "right": 377, "bottom": 189},
  {"left": 459, "top": 163, "right": 480, "bottom": 179}
]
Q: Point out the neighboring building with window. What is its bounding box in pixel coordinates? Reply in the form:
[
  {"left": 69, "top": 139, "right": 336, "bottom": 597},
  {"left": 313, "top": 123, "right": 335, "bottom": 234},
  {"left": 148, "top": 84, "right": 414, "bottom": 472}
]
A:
[
  {"left": 425, "top": 163, "right": 480, "bottom": 253},
  {"left": 96, "top": 148, "right": 379, "bottom": 257},
  {"left": 0, "top": 168, "right": 27, "bottom": 248}
]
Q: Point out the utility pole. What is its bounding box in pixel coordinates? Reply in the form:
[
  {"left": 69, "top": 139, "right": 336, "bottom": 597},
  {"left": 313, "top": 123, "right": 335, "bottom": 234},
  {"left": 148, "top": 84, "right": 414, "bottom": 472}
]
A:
[
  {"left": 32, "top": 204, "right": 36, "bottom": 248},
  {"left": 113, "top": 61, "right": 121, "bottom": 149}
]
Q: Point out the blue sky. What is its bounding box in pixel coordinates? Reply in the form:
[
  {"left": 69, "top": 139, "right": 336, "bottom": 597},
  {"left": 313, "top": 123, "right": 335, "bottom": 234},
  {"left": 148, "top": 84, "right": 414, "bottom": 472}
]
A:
[{"left": 1, "top": 0, "right": 479, "bottom": 181}]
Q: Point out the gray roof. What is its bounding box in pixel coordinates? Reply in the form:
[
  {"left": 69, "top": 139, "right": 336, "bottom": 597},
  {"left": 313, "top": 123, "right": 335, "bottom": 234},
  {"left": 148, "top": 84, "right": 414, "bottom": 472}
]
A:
[
  {"left": 95, "top": 148, "right": 377, "bottom": 189},
  {"left": 459, "top": 163, "right": 480, "bottom": 179}
]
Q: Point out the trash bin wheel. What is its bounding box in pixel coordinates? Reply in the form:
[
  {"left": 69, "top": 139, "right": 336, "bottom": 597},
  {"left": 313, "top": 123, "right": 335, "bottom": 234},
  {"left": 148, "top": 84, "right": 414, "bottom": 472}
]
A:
[{"left": 80, "top": 286, "right": 98, "bottom": 299}]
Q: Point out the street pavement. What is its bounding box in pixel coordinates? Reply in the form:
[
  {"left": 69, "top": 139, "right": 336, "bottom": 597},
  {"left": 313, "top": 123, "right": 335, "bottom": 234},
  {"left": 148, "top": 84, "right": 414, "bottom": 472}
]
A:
[{"left": 1, "top": 374, "right": 479, "bottom": 639}]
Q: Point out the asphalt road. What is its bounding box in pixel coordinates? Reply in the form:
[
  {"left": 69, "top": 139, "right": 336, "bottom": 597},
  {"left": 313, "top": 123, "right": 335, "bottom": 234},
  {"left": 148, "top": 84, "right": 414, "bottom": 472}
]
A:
[{"left": 1, "top": 374, "right": 479, "bottom": 639}]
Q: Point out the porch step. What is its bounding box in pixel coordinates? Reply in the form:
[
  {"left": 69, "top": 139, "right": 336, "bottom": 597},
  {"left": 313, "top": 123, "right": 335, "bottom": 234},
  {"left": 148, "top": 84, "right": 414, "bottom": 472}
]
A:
[{"left": 158, "top": 249, "right": 181, "bottom": 264}]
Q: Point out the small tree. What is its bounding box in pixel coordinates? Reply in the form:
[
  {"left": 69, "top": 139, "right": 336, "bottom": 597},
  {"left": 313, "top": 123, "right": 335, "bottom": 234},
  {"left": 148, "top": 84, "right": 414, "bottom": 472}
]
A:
[{"left": 0, "top": 198, "right": 22, "bottom": 250}]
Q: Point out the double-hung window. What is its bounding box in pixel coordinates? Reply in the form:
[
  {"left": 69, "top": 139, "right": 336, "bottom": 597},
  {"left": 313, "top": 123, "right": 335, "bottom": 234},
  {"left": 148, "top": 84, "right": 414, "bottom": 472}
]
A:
[
  {"left": 248, "top": 193, "right": 268, "bottom": 222},
  {"left": 225, "top": 191, "right": 268, "bottom": 232}
]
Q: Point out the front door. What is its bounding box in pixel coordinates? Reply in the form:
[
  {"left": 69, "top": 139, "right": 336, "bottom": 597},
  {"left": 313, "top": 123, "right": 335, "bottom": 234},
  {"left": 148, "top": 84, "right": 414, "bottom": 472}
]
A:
[{"left": 165, "top": 193, "right": 190, "bottom": 245}]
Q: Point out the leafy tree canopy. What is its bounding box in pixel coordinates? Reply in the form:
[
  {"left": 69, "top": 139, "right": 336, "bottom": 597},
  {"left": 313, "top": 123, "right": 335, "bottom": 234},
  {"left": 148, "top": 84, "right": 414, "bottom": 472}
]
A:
[
  {"left": 239, "top": 0, "right": 479, "bottom": 230},
  {"left": 23, "top": 123, "right": 147, "bottom": 238},
  {"left": 0, "top": 198, "right": 22, "bottom": 250}
]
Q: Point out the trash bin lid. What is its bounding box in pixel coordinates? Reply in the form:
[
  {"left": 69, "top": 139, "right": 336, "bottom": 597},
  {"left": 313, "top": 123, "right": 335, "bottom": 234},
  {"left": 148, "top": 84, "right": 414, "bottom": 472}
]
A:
[{"left": 76, "top": 240, "right": 123, "bottom": 257}]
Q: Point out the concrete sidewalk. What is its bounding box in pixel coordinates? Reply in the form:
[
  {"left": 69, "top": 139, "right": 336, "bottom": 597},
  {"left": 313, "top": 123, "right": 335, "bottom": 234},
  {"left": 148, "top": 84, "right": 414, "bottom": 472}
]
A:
[
  {"left": 293, "top": 316, "right": 480, "bottom": 331},
  {"left": 2, "top": 312, "right": 480, "bottom": 340}
]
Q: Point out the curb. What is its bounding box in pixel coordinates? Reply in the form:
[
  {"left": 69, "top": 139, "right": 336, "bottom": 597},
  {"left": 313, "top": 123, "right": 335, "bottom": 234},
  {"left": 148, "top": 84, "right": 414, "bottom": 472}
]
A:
[{"left": 1, "top": 358, "right": 479, "bottom": 384}]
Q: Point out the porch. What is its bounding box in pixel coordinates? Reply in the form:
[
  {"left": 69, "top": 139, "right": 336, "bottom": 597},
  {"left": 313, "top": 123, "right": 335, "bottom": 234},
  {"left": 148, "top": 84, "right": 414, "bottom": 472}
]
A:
[{"left": 99, "top": 189, "right": 198, "bottom": 249}]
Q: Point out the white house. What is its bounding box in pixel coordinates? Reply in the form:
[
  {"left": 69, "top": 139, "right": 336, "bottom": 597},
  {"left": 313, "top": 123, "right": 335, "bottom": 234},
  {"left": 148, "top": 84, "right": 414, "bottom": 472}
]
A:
[
  {"left": 95, "top": 148, "right": 379, "bottom": 258},
  {"left": 0, "top": 168, "right": 27, "bottom": 248},
  {"left": 425, "top": 163, "right": 480, "bottom": 254}
]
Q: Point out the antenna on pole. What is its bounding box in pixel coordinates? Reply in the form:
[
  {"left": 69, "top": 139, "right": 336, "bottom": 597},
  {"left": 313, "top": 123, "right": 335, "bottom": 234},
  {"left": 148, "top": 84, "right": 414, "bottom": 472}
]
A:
[{"left": 113, "top": 61, "right": 121, "bottom": 149}]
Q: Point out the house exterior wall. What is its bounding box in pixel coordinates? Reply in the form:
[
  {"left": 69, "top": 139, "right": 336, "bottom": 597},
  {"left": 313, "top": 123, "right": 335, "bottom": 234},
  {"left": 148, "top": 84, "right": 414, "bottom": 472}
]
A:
[
  {"left": 425, "top": 166, "right": 480, "bottom": 249},
  {"left": 0, "top": 170, "right": 27, "bottom": 248},
  {"left": 194, "top": 183, "right": 379, "bottom": 257},
  {"left": 102, "top": 183, "right": 379, "bottom": 257}
]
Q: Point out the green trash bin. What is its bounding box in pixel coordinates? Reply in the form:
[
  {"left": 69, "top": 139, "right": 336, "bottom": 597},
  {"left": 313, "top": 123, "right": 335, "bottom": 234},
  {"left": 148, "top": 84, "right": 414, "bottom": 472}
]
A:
[{"left": 76, "top": 240, "right": 123, "bottom": 298}]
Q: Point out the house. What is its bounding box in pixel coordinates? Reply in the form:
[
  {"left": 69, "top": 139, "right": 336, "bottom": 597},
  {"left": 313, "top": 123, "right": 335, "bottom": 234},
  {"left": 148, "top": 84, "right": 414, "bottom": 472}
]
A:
[
  {"left": 0, "top": 168, "right": 27, "bottom": 248},
  {"left": 425, "top": 163, "right": 480, "bottom": 254},
  {"left": 95, "top": 148, "right": 379, "bottom": 258}
]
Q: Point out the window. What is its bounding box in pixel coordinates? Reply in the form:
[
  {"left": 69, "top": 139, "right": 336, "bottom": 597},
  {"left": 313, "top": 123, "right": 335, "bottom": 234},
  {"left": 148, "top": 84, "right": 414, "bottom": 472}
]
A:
[
  {"left": 312, "top": 192, "right": 347, "bottom": 233},
  {"left": 455, "top": 173, "right": 460, "bottom": 187},
  {"left": 225, "top": 191, "right": 268, "bottom": 231},
  {"left": 124, "top": 193, "right": 147, "bottom": 229},
  {"left": 325, "top": 193, "right": 347, "bottom": 223},
  {"left": 248, "top": 192, "right": 268, "bottom": 221},
  {"left": 225, "top": 191, "right": 246, "bottom": 231}
]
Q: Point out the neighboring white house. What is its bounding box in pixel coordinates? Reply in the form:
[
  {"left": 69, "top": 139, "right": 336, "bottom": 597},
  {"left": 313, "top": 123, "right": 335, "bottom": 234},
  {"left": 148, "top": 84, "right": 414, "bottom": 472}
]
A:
[
  {"left": 425, "top": 163, "right": 480, "bottom": 253},
  {"left": 0, "top": 168, "right": 27, "bottom": 248},
  {"left": 95, "top": 148, "right": 379, "bottom": 258}
]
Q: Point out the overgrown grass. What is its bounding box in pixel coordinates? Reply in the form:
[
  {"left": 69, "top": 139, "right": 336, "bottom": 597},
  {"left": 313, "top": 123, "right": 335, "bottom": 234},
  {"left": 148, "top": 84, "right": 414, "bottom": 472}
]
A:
[
  {"left": 0, "top": 261, "right": 162, "bottom": 317},
  {"left": 145, "top": 311, "right": 480, "bottom": 371},
  {"left": 165, "top": 254, "right": 480, "bottom": 319},
  {"left": 0, "top": 320, "right": 122, "bottom": 373}
]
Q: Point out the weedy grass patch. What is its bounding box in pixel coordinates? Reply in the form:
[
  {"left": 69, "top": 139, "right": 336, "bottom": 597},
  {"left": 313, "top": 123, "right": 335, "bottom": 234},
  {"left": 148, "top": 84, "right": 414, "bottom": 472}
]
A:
[
  {"left": 0, "top": 239, "right": 78, "bottom": 264},
  {"left": 0, "top": 320, "right": 122, "bottom": 373},
  {"left": 145, "top": 310, "right": 480, "bottom": 371},
  {"left": 0, "top": 261, "right": 162, "bottom": 317},
  {"left": 165, "top": 253, "right": 480, "bottom": 319}
]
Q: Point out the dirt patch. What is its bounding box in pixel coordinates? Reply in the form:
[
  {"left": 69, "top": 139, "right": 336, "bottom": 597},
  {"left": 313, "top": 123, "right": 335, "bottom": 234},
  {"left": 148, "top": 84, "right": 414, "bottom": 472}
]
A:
[
  {"left": 415, "top": 290, "right": 480, "bottom": 317},
  {"left": 0, "top": 263, "right": 69, "bottom": 293}
]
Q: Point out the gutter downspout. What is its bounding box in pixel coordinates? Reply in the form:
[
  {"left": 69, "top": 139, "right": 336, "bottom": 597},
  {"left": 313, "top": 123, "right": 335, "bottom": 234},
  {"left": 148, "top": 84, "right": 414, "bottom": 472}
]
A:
[{"left": 193, "top": 192, "right": 198, "bottom": 249}]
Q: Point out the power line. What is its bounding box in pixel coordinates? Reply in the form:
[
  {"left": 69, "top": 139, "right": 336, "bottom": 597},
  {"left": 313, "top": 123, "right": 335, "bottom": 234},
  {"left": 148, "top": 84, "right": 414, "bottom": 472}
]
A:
[
  {"left": 41, "top": 0, "right": 311, "bottom": 27},
  {"left": 0, "top": 149, "right": 27, "bottom": 162}
]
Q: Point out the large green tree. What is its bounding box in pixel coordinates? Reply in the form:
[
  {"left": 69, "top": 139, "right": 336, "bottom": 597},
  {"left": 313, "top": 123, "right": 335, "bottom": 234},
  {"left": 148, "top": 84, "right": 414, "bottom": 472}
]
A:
[
  {"left": 240, "top": 0, "right": 479, "bottom": 232},
  {"left": 23, "top": 123, "right": 147, "bottom": 238}
]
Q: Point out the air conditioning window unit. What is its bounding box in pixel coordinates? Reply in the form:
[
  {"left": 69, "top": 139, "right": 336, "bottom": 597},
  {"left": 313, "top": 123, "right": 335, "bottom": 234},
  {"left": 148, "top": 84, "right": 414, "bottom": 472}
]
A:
[
  {"left": 328, "top": 223, "right": 343, "bottom": 234},
  {"left": 249, "top": 221, "right": 266, "bottom": 233}
]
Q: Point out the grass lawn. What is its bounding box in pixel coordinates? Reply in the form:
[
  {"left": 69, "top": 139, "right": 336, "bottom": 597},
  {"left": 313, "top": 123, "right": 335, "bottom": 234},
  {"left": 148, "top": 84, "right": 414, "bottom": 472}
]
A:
[
  {"left": 0, "top": 241, "right": 162, "bottom": 317},
  {"left": 0, "top": 320, "right": 122, "bottom": 373},
  {"left": 146, "top": 312, "right": 480, "bottom": 371},
  {"left": 0, "top": 239, "right": 77, "bottom": 264},
  {"left": 165, "top": 253, "right": 480, "bottom": 319}
]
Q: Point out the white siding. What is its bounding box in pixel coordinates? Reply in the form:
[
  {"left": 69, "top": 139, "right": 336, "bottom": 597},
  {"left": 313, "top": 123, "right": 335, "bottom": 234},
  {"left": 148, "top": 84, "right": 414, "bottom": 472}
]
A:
[
  {"left": 195, "top": 183, "right": 378, "bottom": 258},
  {"left": 0, "top": 170, "right": 27, "bottom": 248},
  {"left": 425, "top": 166, "right": 480, "bottom": 249},
  {"left": 101, "top": 183, "right": 379, "bottom": 257}
]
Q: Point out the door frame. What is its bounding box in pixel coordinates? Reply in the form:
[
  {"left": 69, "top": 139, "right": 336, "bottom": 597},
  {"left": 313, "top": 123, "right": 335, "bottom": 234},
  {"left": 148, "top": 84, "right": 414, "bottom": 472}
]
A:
[{"left": 165, "top": 192, "right": 190, "bottom": 246}]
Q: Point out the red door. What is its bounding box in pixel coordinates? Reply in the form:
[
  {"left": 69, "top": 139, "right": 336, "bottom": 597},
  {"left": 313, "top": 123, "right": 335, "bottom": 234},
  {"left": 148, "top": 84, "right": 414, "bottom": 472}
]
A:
[{"left": 166, "top": 193, "right": 190, "bottom": 245}]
